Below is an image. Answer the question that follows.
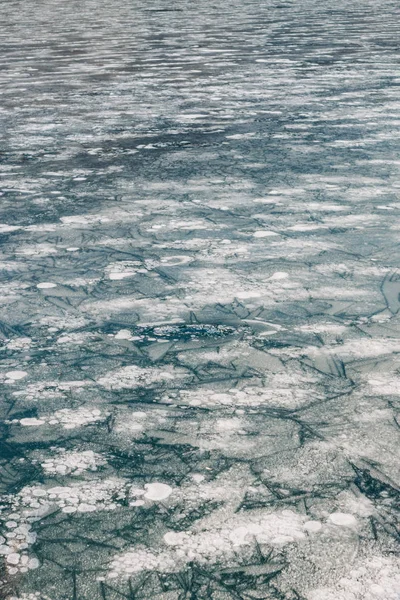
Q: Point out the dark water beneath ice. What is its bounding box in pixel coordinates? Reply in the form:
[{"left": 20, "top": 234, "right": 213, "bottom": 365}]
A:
[{"left": 1, "top": 0, "right": 400, "bottom": 598}]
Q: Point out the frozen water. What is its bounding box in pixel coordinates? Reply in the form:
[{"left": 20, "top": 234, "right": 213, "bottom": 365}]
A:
[{"left": 1, "top": 0, "right": 400, "bottom": 598}]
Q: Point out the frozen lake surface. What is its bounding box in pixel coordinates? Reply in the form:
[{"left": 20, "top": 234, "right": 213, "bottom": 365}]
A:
[{"left": 1, "top": 0, "right": 400, "bottom": 598}]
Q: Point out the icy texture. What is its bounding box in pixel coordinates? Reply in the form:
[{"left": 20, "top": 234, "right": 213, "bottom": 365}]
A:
[{"left": 1, "top": 0, "right": 400, "bottom": 598}]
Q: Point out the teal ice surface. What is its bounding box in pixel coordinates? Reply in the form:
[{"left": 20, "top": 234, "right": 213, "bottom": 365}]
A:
[{"left": 1, "top": 0, "right": 400, "bottom": 598}]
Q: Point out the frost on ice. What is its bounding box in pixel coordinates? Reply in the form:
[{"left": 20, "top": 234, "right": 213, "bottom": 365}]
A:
[{"left": 1, "top": 0, "right": 400, "bottom": 598}]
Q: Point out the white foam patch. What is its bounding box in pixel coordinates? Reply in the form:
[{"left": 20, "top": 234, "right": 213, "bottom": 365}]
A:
[
  {"left": 56, "top": 332, "right": 92, "bottom": 345},
  {"left": 253, "top": 230, "right": 279, "bottom": 238},
  {"left": 170, "top": 378, "right": 313, "bottom": 410},
  {"left": 108, "top": 271, "right": 134, "bottom": 280},
  {"left": 105, "top": 261, "right": 141, "bottom": 280},
  {"left": 236, "top": 291, "right": 262, "bottom": 299},
  {"left": 269, "top": 272, "right": 289, "bottom": 280},
  {"left": 8, "top": 407, "right": 105, "bottom": 429},
  {"left": 36, "top": 282, "right": 57, "bottom": 289},
  {"left": 20, "top": 418, "right": 45, "bottom": 427},
  {"left": 143, "top": 483, "right": 173, "bottom": 501},
  {"left": 60, "top": 214, "right": 110, "bottom": 225},
  {"left": 0, "top": 224, "right": 21, "bottom": 233},
  {"left": 6, "top": 337, "right": 32, "bottom": 350},
  {"left": 50, "top": 407, "right": 104, "bottom": 429},
  {"left": 41, "top": 450, "right": 105, "bottom": 476},
  {"left": 114, "top": 329, "right": 133, "bottom": 340},
  {"left": 6, "top": 371, "right": 28, "bottom": 380},
  {"left": 108, "top": 509, "right": 306, "bottom": 578},
  {"left": 98, "top": 365, "right": 188, "bottom": 390},
  {"left": 304, "top": 521, "right": 323, "bottom": 533},
  {"left": 328, "top": 513, "right": 358, "bottom": 528}
]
